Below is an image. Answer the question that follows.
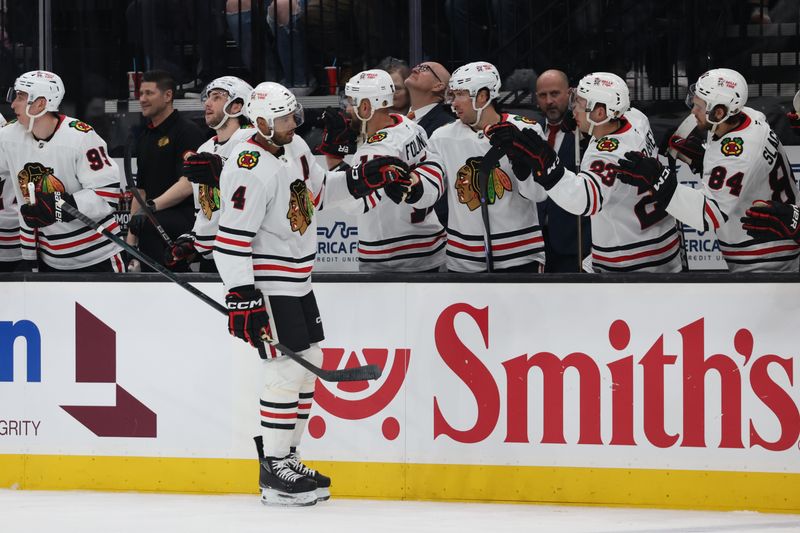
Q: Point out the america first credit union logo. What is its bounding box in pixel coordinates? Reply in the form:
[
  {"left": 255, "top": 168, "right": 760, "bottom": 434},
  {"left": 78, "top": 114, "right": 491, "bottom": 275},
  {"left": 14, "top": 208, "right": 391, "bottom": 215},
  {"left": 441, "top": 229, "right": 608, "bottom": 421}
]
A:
[
  {"left": 310, "top": 348, "right": 410, "bottom": 441},
  {"left": 237, "top": 150, "right": 260, "bottom": 169}
]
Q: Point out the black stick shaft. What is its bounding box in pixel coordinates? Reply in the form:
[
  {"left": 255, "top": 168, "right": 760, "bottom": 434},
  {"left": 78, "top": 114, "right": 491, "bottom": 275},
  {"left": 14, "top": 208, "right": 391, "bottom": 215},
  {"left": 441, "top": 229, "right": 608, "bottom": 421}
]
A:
[
  {"left": 123, "top": 138, "right": 174, "bottom": 248},
  {"left": 57, "top": 201, "right": 380, "bottom": 382}
]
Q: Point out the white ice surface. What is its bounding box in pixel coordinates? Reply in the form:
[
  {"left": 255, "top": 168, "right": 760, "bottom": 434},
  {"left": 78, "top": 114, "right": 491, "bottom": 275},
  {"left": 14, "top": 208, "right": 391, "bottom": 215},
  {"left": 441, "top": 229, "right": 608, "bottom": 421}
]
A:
[{"left": 1, "top": 490, "right": 799, "bottom": 533}]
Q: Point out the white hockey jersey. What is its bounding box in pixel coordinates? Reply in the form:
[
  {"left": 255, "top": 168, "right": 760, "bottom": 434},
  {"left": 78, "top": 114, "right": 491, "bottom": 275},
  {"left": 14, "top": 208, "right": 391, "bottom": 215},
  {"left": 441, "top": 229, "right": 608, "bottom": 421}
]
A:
[
  {"left": 666, "top": 111, "right": 800, "bottom": 271},
  {"left": 0, "top": 162, "right": 21, "bottom": 263},
  {"left": 344, "top": 114, "right": 446, "bottom": 272},
  {"left": 428, "top": 113, "right": 546, "bottom": 272},
  {"left": 0, "top": 116, "right": 122, "bottom": 270},
  {"left": 543, "top": 113, "right": 683, "bottom": 272},
  {"left": 214, "top": 133, "right": 349, "bottom": 296},
  {"left": 189, "top": 126, "right": 254, "bottom": 259}
]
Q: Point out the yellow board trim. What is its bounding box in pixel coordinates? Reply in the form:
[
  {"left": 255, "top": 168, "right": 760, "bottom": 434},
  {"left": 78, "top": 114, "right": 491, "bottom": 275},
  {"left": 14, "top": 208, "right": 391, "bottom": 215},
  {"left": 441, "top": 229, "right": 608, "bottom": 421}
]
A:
[{"left": 1, "top": 454, "right": 798, "bottom": 513}]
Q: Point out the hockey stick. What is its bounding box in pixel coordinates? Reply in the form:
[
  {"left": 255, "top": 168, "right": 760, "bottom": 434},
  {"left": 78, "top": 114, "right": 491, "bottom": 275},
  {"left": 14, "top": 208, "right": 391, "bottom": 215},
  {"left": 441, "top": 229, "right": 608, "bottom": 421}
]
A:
[
  {"left": 477, "top": 145, "right": 504, "bottom": 273},
  {"left": 57, "top": 200, "right": 381, "bottom": 383},
  {"left": 574, "top": 126, "right": 584, "bottom": 272},
  {"left": 123, "top": 136, "right": 175, "bottom": 248}
]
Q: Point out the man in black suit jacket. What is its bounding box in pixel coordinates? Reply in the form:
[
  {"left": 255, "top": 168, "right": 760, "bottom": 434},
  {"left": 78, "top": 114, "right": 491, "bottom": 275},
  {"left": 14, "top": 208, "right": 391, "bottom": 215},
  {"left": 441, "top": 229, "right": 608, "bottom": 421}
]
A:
[
  {"left": 406, "top": 61, "right": 455, "bottom": 226},
  {"left": 534, "top": 69, "right": 592, "bottom": 272}
]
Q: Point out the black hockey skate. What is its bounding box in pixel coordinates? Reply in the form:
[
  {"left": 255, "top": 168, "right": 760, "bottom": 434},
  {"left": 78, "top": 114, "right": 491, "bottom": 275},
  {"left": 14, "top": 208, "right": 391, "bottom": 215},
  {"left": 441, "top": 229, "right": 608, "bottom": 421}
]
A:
[
  {"left": 288, "top": 447, "right": 332, "bottom": 502},
  {"left": 254, "top": 436, "right": 317, "bottom": 506}
]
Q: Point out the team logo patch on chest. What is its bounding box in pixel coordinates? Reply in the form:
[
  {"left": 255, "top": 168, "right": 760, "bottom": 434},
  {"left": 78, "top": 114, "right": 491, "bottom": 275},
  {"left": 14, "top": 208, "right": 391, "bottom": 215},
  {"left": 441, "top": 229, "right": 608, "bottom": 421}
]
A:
[
  {"left": 17, "top": 162, "right": 65, "bottom": 201},
  {"left": 454, "top": 156, "right": 512, "bottom": 211},
  {"left": 68, "top": 120, "right": 93, "bottom": 132},
  {"left": 158, "top": 136, "right": 170, "bottom": 148},
  {"left": 287, "top": 179, "right": 314, "bottom": 235},
  {"left": 367, "top": 131, "right": 387, "bottom": 144},
  {"left": 513, "top": 115, "right": 537, "bottom": 125},
  {"left": 720, "top": 137, "right": 744, "bottom": 157},
  {"left": 596, "top": 137, "right": 619, "bottom": 152},
  {"left": 198, "top": 184, "right": 220, "bottom": 219},
  {"left": 237, "top": 150, "right": 260, "bottom": 169}
]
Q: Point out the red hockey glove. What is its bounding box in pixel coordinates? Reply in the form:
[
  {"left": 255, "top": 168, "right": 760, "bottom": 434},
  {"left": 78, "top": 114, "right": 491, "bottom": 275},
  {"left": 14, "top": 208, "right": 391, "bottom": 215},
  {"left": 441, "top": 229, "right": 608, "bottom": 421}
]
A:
[
  {"left": 225, "top": 286, "right": 271, "bottom": 347},
  {"left": 346, "top": 156, "right": 409, "bottom": 199}
]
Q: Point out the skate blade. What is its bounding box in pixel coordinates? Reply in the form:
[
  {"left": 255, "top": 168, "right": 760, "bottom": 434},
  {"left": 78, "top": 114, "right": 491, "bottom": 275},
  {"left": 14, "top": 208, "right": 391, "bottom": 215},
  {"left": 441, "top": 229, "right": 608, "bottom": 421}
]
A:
[
  {"left": 315, "top": 487, "right": 331, "bottom": 502},
  {"left": 260, "top": 488, "right": 318, "bottom": 507}
]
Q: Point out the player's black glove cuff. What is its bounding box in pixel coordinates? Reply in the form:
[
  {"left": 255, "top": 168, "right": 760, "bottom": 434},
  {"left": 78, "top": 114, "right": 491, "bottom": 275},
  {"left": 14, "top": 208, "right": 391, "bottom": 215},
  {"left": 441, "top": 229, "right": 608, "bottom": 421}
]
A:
[
  {"left": 20, "top": 191, "right": 76, "bottom": 228},
  {"left": 225, "top": 285, "right": 271, "bottom": 348},
  {"left": 183, "top": 152, "right": 224, "bottom": 186},
  {"left": 617, "top": 151, "right": 677, "bottom": 208}
]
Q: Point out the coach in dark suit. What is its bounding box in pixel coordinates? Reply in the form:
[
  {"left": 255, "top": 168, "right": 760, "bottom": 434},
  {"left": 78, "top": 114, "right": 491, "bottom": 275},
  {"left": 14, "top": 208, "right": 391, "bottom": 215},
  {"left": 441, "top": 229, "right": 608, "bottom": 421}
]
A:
[
  {"left": 534, "top": 69, "right": 592, "bottom": 272},
  {"left": 406, "top": 61, "right": 455, "bottom": 226}
]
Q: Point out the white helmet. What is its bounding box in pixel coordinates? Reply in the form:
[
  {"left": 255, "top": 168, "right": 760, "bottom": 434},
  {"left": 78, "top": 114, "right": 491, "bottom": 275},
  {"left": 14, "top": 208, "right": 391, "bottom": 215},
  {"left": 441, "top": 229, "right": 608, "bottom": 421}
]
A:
[
  {"left": 446, "top": 61, "right": 501, "bottom": 127},
  {"left": 574, "top": 72, "right": 630, "bottom": 136},
  {"left": 9, "top": 70, "right": 65, "bottom": 132},
  {"left": 201, "top": 76, "right": 253, "bottom": 130},
  {"left": 688, "top": 68, "right": 748, "bottom": 126},
  {"left": 447, "top": 61, "right": 501, "bottom": 100},
  {"left": 245, "top": 81, "right": 304, "bottom": 140},
  {"left": 345, "top": 69, "right": 394, "bottom": 121}
]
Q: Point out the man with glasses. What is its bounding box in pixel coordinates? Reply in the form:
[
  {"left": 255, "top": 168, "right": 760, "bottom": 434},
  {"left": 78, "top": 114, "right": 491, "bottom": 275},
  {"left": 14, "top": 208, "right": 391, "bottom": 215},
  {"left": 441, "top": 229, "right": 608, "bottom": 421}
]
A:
[{"left": 405, "top": 61, "right": 454, "bottom": 227}]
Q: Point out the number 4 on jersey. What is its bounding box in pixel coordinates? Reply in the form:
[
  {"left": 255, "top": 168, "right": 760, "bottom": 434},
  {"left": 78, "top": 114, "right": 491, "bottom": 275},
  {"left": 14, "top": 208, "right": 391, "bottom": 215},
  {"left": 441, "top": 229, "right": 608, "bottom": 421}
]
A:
[{"left": 231, "top": 185, "right": 246, "bottom": 210}]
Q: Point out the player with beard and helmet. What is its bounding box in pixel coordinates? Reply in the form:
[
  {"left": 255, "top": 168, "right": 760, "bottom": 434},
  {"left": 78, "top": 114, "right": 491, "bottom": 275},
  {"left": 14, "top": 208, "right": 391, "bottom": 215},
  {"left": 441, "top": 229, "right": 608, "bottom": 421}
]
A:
[
  {"left": 0, "top": 70, "right": 124, "bottom": 272},
  {"left": 213, "top": 81, "right": 407, "bottom": 506},
  {"left": 160, "top": 76, "right": 254, "bottom": 272},
  {"left": 617, "top": 68, "right": 800, "bottom": 272},
  {"left": 487, "top": 72, "right": 683, "bottom": 273}
]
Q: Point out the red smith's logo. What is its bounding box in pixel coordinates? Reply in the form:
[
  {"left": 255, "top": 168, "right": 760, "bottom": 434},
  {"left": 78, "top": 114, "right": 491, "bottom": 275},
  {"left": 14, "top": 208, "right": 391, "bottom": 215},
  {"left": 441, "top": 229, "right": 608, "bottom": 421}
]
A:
[{"left": 433, "top": 303, "right": 799, "bottom": 450}]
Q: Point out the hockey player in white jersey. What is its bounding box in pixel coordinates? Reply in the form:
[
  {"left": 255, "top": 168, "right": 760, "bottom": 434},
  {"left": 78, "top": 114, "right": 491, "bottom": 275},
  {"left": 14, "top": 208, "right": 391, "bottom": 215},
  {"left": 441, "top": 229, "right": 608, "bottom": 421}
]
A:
[
  {"left": 427, "top": 61, "right": 547, "bottom": 272},
  {"left": 162, "top": 76, "right": 254, "bottom": 272},
  {"left": 329, "top": 69, "right": 446, "bottom": 272},
  {"left": 488, "top": 72, "right": 683, "bottom": 272},
  {"left": 213, "top": 81, "right": 405, "bottom": 506},
  {"left": 0, "top": 71, "right": 123, "bottom": 272},
  {"left": 617, "top": 68, "right": 800, "bottom": 272},
  {"left": 0, "top": 111, "right": 22, "bottom": 271}
]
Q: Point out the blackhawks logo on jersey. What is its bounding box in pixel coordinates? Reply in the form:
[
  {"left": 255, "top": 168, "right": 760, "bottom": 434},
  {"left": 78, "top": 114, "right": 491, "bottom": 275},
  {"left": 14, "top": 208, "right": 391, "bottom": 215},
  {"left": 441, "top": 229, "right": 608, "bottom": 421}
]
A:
[
  {"left": 18, "top": 162, "right": 65, "bottom": 201},
  {"left": 512, "top": 115, "right": 537, "bottom": 125},
  {"left": 720, "top": 137, "right": 744, "bottom": 157},
  {"left": 198, "top": 184, "right": 220, "bottom": 220},
  {"left": 455, "top": 156, "right": 512, "bottom": 211},
  {"left": 287, "top": 179, "right": 314, "bottom": 235},
  {"left": 366, "top": 131, "right": 387, "bottom": 144},
  {"left": 68, "top": 120, "right": 93, "bottom": 133},
  {"left": 596, "top": 137, "right": 619, "bottom": 152},
  {"left": 237, "top": 150, "right": 260, "bottom": 169}
]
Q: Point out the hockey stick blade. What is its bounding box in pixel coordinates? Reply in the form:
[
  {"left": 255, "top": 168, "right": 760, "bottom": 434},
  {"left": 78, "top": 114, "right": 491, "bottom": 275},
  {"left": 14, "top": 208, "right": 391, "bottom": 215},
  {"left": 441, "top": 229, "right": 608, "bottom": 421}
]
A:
[
  {"left": 123, "top": 136, "right": 174, "bottom": 247},
  {"left": 477, "top": 145, "right": 504, "bottom": 272},
  {"left": 58, "top": 201, "right": 380, "bottom": 383}
]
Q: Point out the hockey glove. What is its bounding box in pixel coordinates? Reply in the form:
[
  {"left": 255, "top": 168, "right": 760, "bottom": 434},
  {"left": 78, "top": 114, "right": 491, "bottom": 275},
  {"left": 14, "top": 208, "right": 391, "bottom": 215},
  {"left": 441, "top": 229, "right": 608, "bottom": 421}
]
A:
[
  {"left": 787, "top": 112, "right": 800, "bottom": 136},
  {"left": 346, "top": 156, "right": 409, "bottom": 199},
  {"left": 616, "top": 151, "right": 678, "bottom": 208},
  {"left": 668, "top": 134, "right": 705, "bottom": 175},
  {"left": 384, "top": 171, "right": 423, "bottom": 204},
  {"left": 316, "top": 106, "right": 358, "bottom": 157},
  {"left": 560, "top": 110, "right": 578, "bottom": 133},
  {"left": 165, "top": 233, "right": 198, "bottom": 268},
  {"left": 485, "top": 121, "right": 565, "bottom": 188},
  {"left": 225, "top": 285, "right": 272, "bottom": 348},
  {"left": 183, "top": 152, "right": 223, "bottom": 186},
  {"left": 742, "top": 200, "right": 800, "bottom": 243},
  {"left": 20, "top": 191, "right": 76, "bottom": 228}
]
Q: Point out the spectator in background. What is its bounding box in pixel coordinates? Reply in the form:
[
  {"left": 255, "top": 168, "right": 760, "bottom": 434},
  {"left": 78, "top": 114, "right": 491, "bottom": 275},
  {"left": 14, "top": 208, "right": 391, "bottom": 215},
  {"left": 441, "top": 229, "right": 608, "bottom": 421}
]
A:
[
  {"left": 533, "top": 69, "right": 591, "bottom": 272},
  {"left": 405, "top": 61, "right": 454, "bottom": 226},
  {"left": 269, "top": 0, "right": 315, "bottom": 94},
  {"left": 126, "top": 70, "right": 207, "bottom": 272},
  {"left": 376, "top": 57, "right": 411, "bottom": 115}
]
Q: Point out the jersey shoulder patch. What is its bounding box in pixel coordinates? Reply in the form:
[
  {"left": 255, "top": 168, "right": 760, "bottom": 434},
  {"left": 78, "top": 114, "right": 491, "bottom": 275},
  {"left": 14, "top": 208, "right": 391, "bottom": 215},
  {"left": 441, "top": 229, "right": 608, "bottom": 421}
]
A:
[
  {"left": 596, "top": 136, "right": 620, "bottom": 152},
  {"left": 366, "top": 131, "right": 387, "bottom": 144},
  {"left": 236, "top": 150, "right": 261, "bottom": 169},
  {"left": 68, "top": 119, "right": 94, "bottom": 133},
  {"left": 720, "top": 136, "right": 744, "bottom": 157}
]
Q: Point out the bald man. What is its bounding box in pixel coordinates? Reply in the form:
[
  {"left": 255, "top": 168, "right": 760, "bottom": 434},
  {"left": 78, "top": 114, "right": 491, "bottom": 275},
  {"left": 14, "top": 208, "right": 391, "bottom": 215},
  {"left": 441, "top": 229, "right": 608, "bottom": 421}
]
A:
[
  {"left": 405, "top": 61, "right": 455, "bottom": 226},
  {"left": 534, "top": 69, "right": 591, "bottom": 272},
  {"left": 405, "top": 61, "right": 455, "bottom": 138}
]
